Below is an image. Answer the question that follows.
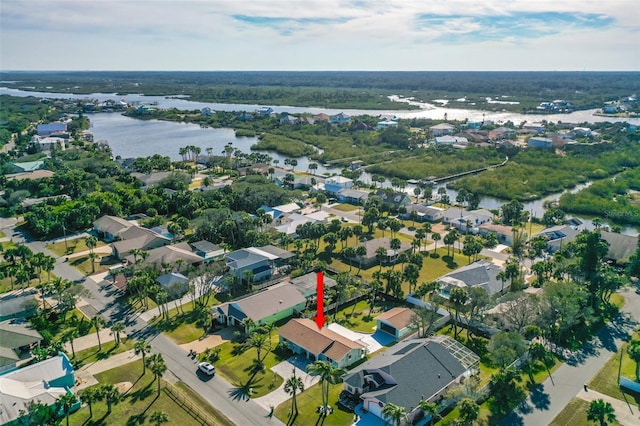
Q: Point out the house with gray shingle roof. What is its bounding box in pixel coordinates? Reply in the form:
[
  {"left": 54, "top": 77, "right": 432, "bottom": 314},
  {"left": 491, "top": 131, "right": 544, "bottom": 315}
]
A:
[
  {"left": 342, "top": 335, "right": 479, "bottom": 423},
  {"left": 0, "top": 321, "right": 43, "bottom": 373},
  {"left": 214, "top": 282, "right": 306, "bottom": 328},
  {"left": 600, "top": 231, "right": 638, "bottom": 264},
  {"left": 437, "top": 260, "right": 506, "bottom": 297},
  {"left": 225, "top": 249, "right": 273, "bottom": 283}
]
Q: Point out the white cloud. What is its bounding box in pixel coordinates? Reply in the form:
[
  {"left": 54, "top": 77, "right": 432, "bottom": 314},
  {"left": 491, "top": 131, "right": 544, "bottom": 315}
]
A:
[{"left": 1, "top": 0, "right": 638, "bottom": 70}]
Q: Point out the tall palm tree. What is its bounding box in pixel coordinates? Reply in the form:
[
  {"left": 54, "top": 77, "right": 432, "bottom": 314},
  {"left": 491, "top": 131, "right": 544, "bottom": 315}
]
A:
[
  {"left": 100, "top": 383, "right": 120, "bottom": 414},
  {"left": 247, "top": 332, "right": 268, "bottom": 369},
  {"left": 80, "top": 387, "right": 99, "bottom": 419},
  {"left": 284, "top": 370, "right": 304, "bottom": 416},
  {"left": 587, "top": 399, "right": 616, "bottom": 426},
  {"left": 57, "top": 392, "right": 78, "bottom": 426},
  {"left": 381, "top": 403, "right": 408, "bottom": 426},
  {"left": 146, "top": 353, "right": 168, "bottom": 395},
  {"left": 85, "top": 235, "right": 98, "bottom": 255},
  {"left": 134, "top": 339, "right": 152, "bottom": 375},
  {"left": 449, "top": 287, "right": 468, "bottom": 339},
  {"left": 63, "top": 328, "right": 79, "bottom": 358},
  {"left": 91, "top": 316, "right": 105, "bottom": 351},
  {"left": 110, "top": 323, "right": 125, "bottom": 347},
  {"left": 150, "top": 410, "right": 170, "bottom": 426},
  {"left": 306, "top": 361, "right": 346, "bottom": 414},
  {"left": 628, "top": 339, "right": 640, "bottom": 382}
]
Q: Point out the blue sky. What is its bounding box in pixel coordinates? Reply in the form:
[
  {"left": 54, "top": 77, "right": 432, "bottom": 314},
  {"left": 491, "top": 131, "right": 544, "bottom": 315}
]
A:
[{"left": 1, "top": 0, "right": 638, "bottom": 71}]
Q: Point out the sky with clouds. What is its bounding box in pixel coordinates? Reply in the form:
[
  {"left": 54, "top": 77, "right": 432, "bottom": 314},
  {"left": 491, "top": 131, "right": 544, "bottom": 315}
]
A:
[{"left": 1, "top": 0, "right": 638, "bottom": 71}]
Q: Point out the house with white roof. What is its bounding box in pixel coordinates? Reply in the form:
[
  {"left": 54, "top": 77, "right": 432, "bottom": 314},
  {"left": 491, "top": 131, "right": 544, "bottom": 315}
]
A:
[
  {"left": 324, "top": 176, "right": 354, "bottom": 195},
  {"left": 430, "top": 123, "right": 456, "bottom": 136}
]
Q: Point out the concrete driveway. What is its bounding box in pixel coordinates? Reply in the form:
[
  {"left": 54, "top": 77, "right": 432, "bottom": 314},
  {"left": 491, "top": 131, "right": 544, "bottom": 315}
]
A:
[{"left": 253, "top": 355, "right": 320, "bottom": 410}]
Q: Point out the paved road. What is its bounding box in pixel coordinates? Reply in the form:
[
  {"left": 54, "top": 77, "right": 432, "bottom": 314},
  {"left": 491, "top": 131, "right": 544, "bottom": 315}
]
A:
[
  {"left": 502, "top": 287, "right": 640, "bottom": 425},
  {"left": 1, "top": 218, "right": 284, "bottom": 426}
]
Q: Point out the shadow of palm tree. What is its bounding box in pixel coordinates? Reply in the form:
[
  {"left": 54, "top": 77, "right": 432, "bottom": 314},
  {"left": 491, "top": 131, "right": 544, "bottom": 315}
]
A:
[{"left": 228, "top": 375, "right": 264, "bottom": 401}]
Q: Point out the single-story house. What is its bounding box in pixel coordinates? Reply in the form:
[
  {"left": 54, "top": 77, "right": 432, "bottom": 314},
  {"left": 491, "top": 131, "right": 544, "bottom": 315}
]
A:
[
  {"left": 288, "top": 272, "right": 337, "bottom": 299},
  {"left": 443, "top": 208, "right": 493, "bottom": 233},
  {"left": 225, "top": 249, "right": 272, "bottom": 283},
  {"left": 246, "top": 245, "right": 295, "bottom": 268},
  {"left": 375, "top": 190, "right": 412, "bottom": 208},
  {"left": 274, "top": 213, "right": 322, "bottom": 237},
  {"left": 156, "top": 272, "right": 190, "bottom": 300},
  {"left": 130, "top": 171, "right": 174, "bottom": 187},
  {"left": 401, "top": 204, "right": 445, "bottom": 222},
  {"left": 528, "top": 137, "right": 554, "bottom": 148},
  {"left": 124, "top": 242, "right": 203, "bottom": 268},
  {"left": 342, "top": 336, "right": 479, "bottom": 423},
  {"left": 190, "top": 240, "right": 226, "bottom": 262},
  {"left": 0, "top": 353, "right": 79, "bottom": 425},
  {"left": 94, "top": 215, "right": 133, "bottom": 241},
  {"left": 0, "top": 321, "right": 43, "bottom": 373},
  {"left": 434, "top": 135, "right": 469, "bottom": 145},
  {"left": 352, "top": 237, "right": 412, "bottom": 269},
  {"left": 522, "top": 123, "right": 546, "bottom": 134},
  {"left": 375, "top": 307, "right": 416, "bottom": 340},
  {"left": 279, "top": 318, "right": 366, "bottom": 368},
  {"left": 600, "top": 231, "right": 638, "bottom": 264},
  {"left": 37, "top": 122, "right": 67, "bottom": 136},
  {"left": 6, "top": 161, "right": 45, "bottom": 173},
  {"left": 377, "top": 120, "right": 398, "bottom": 130},
  {"left": 478, "top": 223, "right": 514, "bottom": 245},
  {"left": 111, "top": 226, "right": 172, "bottom": 259},
  {"left": 536, "top": 225, "right": 580, "bottom": 252},
  {"left": 330, "top": 112, "right": 351, "bottom": 124},
  {"left": 0, "top": 293, "right": 38, "bottom": 322},
  {"left": 489, "top": 127, "right": 516, "bottom": 140},
  {"left": 214, "top": 282, "right": 306, "bottom": 327},
  {"left": 430, "top": 123, "right": 456, "bottom": 136},
  {"left": 337, "top": 188, "right": 370, "bottom": 205},
  {"left": 437, "top": 260, "right": 506, "bottom": 297}
]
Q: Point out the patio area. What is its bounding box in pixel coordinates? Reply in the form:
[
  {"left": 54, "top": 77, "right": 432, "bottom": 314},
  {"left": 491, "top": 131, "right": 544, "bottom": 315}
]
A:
[{"left": 327, "top": 323, "right": 395, "bottom": 354}]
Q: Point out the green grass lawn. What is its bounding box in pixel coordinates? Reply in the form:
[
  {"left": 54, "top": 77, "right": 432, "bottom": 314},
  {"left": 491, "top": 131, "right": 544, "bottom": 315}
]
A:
[
  {"left": 331, "top": 203, "right": 360, "bottom": 212},
  {"left": 588, "top": 330, "right": 640, "bottom": 406},
  {"left": 549, "top": 398, "right": 622, "bottom": 426},
  {"left": 214, "top": 334, "right": 286, "bottom": 398},
  {"left": 275, "top": 382, "right": 353, "bottom": 426},
  {"left": 68, "top": 254, "right": 120, "bottom": 276},
  {"left": 69, "top": 359, "right": 232, "bottom": 426},
  {"left": 72, "top": 338, "right": 136, "bottom": 368},
  {"left": 150, "top": 297, "right": 222, "bottom": 345},
  {"left": 332, "top": 299, "right": 406, "bottom": 334},
  {"left": 47, "top": 238, "right": 107, "bottom": 256}
]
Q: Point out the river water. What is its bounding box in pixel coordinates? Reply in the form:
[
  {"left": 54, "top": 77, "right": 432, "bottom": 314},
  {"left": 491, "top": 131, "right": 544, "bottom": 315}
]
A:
[{"left": 3, "top": 87, "right": 638, "bottom": 234}]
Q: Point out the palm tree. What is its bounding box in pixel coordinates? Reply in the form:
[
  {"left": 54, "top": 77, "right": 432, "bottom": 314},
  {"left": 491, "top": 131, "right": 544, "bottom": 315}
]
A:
[
  {"left": 91, "top": 316, "right": 105, "bottom": 351},
  {"left": 80, "top": 387, "right": 99, "bottom": 419},
  {"left": 88, "top": 252, "right": 99, "bottom": 274},
  {"left": 382, "top": 403, "right": 408, "bottom": 426},
  {"left": 529, "top": 342, "right": 552, "bottom": 382},
  {"left": 431, "top": 232, "right": 441, "bottom": 252},
  {"left": 134, "top": 339, "right": 152, "bottom": 375},
  {"left": 449, "top": 287, "right": 468, "bottom": 339},
  {"left": 247, "top": 332, "right": 269, "bottom": 369},
  {"left": 419, "top": 400, "right": 439, "bottom": 426},
  {"left": 85, "top": 235, "right": 98, "bottom": 255},
  {"left": 63, "top": 328, "right": 79, "bottom": 358},
  {"left": 150, "top": 410, "right": 170, "bottom": 426},
  {"left": 306, "top": 360, "right": 346, "bottom": 414},
  {"left": 284, "top": 369, "right": 305, "bottom": 416},
  {"left": 146, "top": 353, "right": 168, "bottom": 395},
  {"left": 110, "top": 323, "right": 125, "bottom": 347},
  {"left": 57, "top": 392, "right": 78, "bottom": 426},
  {"left": 587, "top": 399, "right": 616, "bottom": 426},
  {"left": 100, "top": 383, "right": 120, "bottom": 414},
  {"left": 628, "top": 339, "right": 640, "bottom": 382},
  {"left": 355, "top": 245, "right": 367, "bottom": 275}
]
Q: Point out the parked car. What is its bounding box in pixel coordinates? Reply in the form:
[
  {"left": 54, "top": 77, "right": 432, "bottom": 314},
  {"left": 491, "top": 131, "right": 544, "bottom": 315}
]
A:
[{"left": 198, "top": 362, "right": 215, "bottom": 376}]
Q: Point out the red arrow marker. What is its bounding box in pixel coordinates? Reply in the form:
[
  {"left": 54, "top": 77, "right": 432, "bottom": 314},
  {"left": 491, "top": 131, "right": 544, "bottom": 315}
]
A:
[{"left": 314, "top": 271, "right": 326, "bottom": 330}]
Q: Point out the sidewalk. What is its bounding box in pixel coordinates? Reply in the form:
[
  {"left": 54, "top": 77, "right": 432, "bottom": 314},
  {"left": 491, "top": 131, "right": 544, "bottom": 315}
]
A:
[
  {"left": 253, "top": 355, "right": 320, "bottom": 410},
  {"left": 64, "top": 329, "right": 115, "bottom": 353},
  {"left": 576, "top": 388, "right": 640, "bottom": 426}
]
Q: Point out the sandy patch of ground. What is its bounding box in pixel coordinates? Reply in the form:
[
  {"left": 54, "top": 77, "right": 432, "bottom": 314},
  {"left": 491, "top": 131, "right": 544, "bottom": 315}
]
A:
[
  {"left": 178, "top": 327, "right": 236, "bottom": 353},
  {"left": 115, "top": 381, "right": 133, "bottom": 393}
]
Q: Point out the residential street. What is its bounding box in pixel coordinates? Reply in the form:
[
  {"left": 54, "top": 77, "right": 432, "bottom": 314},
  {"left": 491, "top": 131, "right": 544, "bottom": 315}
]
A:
[
  {"left": 0, "top": 218, "right": 284, "bottom": 426},
  {"left": 501, "top": 287, "right": 640, "bottom": 425}
]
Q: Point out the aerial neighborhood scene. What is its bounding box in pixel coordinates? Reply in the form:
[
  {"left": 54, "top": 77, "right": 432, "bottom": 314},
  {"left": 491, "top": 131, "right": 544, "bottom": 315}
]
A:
[{"left": 1, "top": 1, "right": 640, "bottom": 426}]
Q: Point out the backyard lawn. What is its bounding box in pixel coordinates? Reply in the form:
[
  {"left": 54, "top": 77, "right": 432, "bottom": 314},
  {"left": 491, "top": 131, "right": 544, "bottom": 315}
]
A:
[
  {"left": 72, "top": 338, "right": 136, "bottom": 368},
  {"left": 214, "top": 334, "right": 286, "bottom": 398},
  {"left": 275, "top": 382, "right": 353, "bottom": 426},
  {"left": 331, "top": 203, "right": 360, "bottom": 212},
  {"left": 69, "top": 360, "right": 233, "bottom": 426},
  {"left": 333, "top": 299, "right": 406, "bottom": 334}
]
